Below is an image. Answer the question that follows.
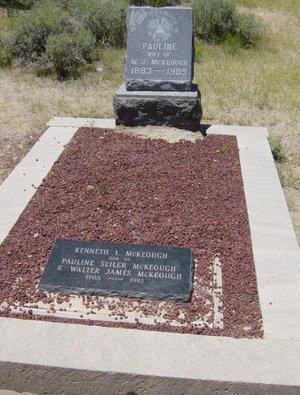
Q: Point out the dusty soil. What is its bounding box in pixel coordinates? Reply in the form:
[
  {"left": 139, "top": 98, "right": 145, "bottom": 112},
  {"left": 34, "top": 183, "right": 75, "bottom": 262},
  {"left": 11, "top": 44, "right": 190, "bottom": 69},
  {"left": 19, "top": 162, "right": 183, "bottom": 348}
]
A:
[{"left": 0, "top": 128, "right": 263, "bottom": 338}]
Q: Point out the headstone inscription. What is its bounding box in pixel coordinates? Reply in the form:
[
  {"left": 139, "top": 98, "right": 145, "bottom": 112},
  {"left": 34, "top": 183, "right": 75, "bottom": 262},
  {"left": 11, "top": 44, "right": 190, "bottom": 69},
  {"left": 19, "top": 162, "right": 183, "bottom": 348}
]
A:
[
  {"left": 125, "top": 6, "right": 194, "bottom": 91},
  {"left": 113, "top": 6, "right": 202, "bottom": 130},
  {"left": 39, "top": 239, "right": 194, "bottom": 302}
]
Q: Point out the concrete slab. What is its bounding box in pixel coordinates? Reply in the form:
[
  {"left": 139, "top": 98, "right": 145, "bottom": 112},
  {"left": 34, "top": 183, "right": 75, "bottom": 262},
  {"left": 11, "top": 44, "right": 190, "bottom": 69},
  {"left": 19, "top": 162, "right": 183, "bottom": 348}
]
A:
[
  {"left": 0, "top": 126, "right": 77, "bottom": 245},
  {"left": 0, "top": 118, "right": 300, "bottom": 394},
  {"left": 47, "top": 117, "right": 116, "bottom": 129},
  {"left": 236, "top": 132, "right": 300, "bottom": 340}
]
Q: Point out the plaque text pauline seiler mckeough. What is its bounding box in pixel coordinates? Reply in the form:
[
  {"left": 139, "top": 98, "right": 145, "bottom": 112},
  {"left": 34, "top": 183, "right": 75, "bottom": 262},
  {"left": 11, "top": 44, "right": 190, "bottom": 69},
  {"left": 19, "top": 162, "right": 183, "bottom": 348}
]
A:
[
  {"left": 39, "top": 239, "right": 194, "bottom": 302},
  {"left": 125, "top": 6, "right": 193, "bottom": 91}
]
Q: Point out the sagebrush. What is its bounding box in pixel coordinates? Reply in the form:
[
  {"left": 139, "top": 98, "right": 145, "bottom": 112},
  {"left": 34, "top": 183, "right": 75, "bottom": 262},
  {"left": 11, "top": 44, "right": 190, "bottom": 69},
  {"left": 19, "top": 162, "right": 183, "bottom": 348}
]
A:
[
  {"left": 40, "top": 28, "right": 96, "bottom": 80},
  {"left": 66, "top": 0, "right": 127, "bottom": 47},
  {"left": 0, "top": 0, "right": 261, "bottom": 79},
  {"left": 10, "top": 1, "right": 69, "bottom": 63},
  {"left": 193, "top": 0, "right": 261, "bottom": 47},
  {"left": 0, "top": 0, "right": 128, "bottom": 79}
]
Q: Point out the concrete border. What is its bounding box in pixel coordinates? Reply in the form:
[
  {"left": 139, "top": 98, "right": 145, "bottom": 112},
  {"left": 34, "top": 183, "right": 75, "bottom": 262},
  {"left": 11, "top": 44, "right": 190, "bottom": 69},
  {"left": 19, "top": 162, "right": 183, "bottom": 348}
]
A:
[{"left": 1, "top": 118, "right": 300, "bottom": 394}]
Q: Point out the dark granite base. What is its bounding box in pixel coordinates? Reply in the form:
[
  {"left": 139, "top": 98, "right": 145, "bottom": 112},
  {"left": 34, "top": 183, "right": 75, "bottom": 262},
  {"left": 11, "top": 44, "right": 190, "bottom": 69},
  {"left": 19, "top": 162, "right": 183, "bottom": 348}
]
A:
[{"left": 113, "top": 83, "right": 202, "bottom": 131}]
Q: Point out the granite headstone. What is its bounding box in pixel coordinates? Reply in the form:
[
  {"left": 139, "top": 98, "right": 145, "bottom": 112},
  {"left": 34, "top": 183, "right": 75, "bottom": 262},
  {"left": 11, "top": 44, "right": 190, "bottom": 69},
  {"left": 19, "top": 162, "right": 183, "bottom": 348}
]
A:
[
  {"left": 125, "top": 6, "right": 194, "bottom": 91},
  {"left": 39, "top": 239, "right": 194, "bottom": 302},
  {"left": 113, "top": 5, "right": 202, "bottom": 130}
]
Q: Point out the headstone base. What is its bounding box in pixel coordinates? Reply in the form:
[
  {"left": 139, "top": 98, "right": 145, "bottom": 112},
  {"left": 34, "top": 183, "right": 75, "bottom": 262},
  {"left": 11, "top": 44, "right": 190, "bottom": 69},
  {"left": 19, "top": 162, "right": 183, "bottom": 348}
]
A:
[
  {"left": 125, "top": 79, "right": 192, "bottom": 92},
  {"left": 113, "top": 83, "right": 202, "bottom": 131}
]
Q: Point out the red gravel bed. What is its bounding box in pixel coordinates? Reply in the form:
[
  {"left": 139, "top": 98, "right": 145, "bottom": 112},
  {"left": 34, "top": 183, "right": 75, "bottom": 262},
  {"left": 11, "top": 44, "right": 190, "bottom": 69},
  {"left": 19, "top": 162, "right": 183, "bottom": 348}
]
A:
[{"left": 0, "top": 128, "right": 263, "bottom": 338}]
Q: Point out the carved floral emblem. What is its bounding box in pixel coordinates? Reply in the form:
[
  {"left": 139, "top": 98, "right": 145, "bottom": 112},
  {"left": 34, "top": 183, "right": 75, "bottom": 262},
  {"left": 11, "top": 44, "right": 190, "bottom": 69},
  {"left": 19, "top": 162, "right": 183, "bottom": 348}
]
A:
[{"left": 146, "top": 16, "right": 174, "bottom": 42}]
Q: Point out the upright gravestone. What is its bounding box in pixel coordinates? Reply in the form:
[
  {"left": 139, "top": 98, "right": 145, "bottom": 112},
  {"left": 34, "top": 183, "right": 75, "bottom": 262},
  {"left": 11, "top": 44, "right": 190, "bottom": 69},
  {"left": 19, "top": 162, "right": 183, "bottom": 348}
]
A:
[
  {"left": 113, "top": 6, "right": 202, "bottom": 130},
  {"left": 125, "top": 6, "right": 194, "bottom": 92}
]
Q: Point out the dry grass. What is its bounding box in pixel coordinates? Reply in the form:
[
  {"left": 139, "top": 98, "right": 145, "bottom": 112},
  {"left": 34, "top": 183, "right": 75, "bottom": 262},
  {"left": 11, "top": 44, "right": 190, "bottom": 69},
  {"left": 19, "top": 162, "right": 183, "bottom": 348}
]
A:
[
  {"left": 238, "top": 0, "right": 300, "bottom": 17},
  {"left": 0, "top": 51, "right": 124, "bottom": 182}
]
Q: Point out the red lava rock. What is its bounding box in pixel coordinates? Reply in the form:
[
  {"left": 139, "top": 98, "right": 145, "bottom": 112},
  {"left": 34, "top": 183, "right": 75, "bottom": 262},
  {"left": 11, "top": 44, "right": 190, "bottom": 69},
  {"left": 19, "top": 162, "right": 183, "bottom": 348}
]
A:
[{"left": 0, "top": 128, "right": 263, "bottom": 338}]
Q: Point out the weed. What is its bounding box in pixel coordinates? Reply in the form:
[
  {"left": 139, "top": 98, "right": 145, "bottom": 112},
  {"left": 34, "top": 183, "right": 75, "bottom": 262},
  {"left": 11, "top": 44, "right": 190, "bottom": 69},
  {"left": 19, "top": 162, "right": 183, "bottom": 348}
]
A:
[
  {"left": 100, "top": 185, "right": 109, "bottom": 195},
  {"left": 219, "top": 141, "right": 233, "bottom": 153},
  {"left": 269, "top": 136, "right": 287, "bottom": 163}
]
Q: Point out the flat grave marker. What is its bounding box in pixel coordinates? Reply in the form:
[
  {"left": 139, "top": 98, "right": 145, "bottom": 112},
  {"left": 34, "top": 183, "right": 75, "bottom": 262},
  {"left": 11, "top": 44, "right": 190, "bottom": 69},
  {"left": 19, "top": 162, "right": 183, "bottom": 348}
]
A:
[{"left": 39, "top": 239, "right": 194, "bottom": 302}]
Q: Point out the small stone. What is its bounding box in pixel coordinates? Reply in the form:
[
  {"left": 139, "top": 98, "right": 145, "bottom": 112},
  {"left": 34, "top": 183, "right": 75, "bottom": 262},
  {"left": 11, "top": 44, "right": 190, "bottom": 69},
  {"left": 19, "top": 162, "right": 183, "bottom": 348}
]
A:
[{"left": 86, "top": 185, "right": 95, "bottom": 192}]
